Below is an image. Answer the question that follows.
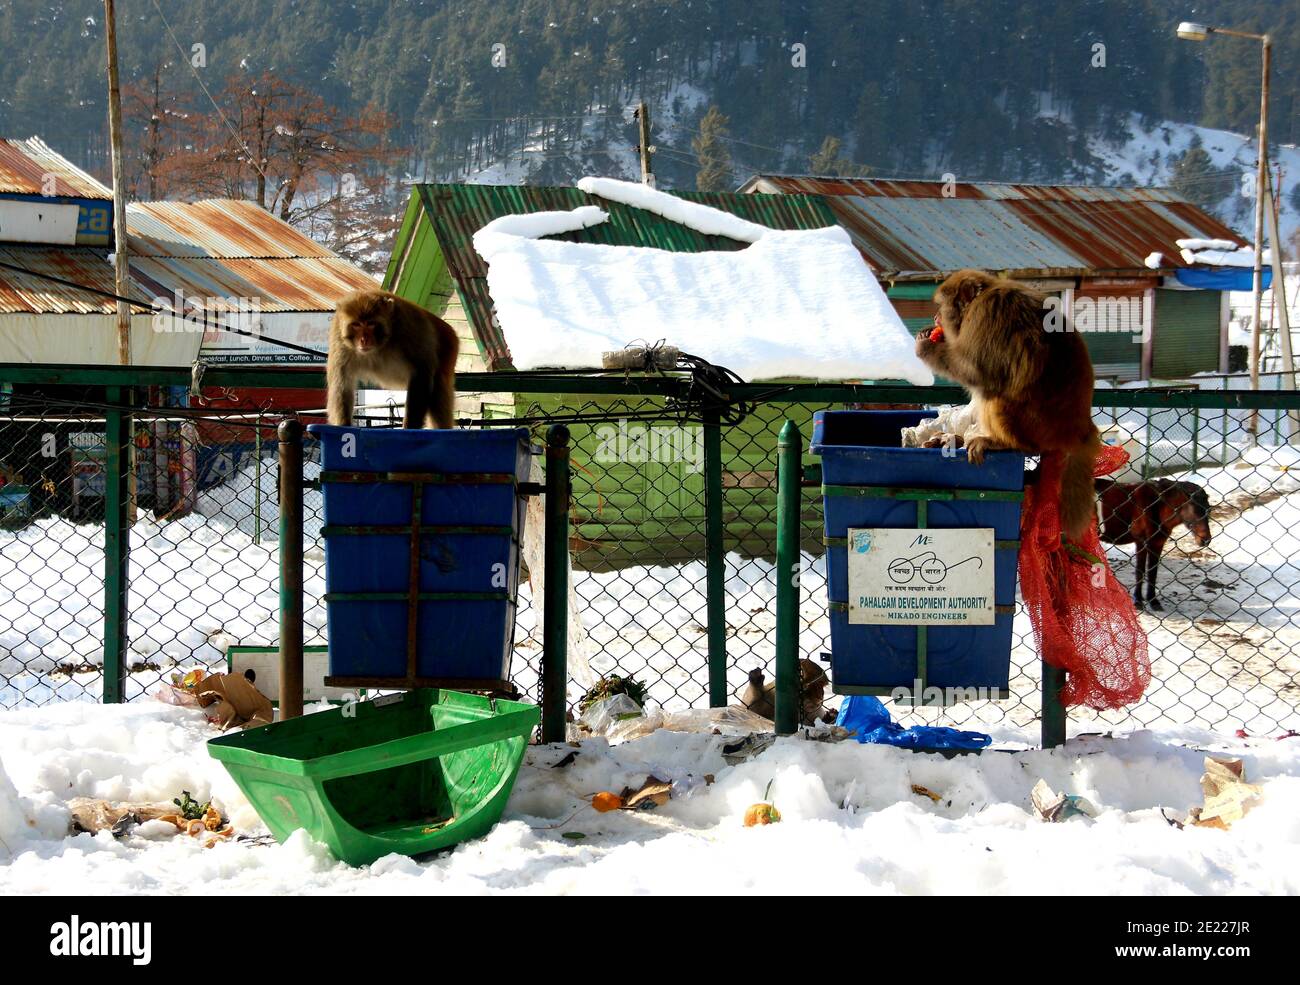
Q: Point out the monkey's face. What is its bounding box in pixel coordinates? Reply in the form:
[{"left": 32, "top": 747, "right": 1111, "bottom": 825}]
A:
[
  {"left": 339, "top": 295, "right": 396, "bottom": 354},
  {"left": 345, "top": 316, "right": 389, "bottom": 354},
  {"left": 933, "top": 269, "right": 996, "bottom": 340}
]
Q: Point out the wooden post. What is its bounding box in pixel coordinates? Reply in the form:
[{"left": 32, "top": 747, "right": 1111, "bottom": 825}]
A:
[
  {"left": 636, "top": 101, "right": 655, "bottom": 187},
  {"left": 1247, "top": 36, "right": 1271, "bottom": 439},
  {"left": 103, "top": 0, "right": 131, "bottom": 367}
]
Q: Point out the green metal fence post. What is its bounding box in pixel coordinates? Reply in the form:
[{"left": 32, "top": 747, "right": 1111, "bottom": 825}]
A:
[
  {"left": 542, "top": 424, "right": 571, "bottom": 743},
  {"left": 1041, "top": 664, "right": 1067, "bottom": 749},
  {"left": 277, "top": 419, "right": 304, "bottom": 720},
  {"left": 774, "top": 420, "right": 801, "bottom": 736},
  {"left": 704, "top": 411, "right": 727, "bottom": 706},
  {"left": 102, "top": 385, "right": 131, "bottom": 704},
  {"left": 1191, "top": 406, "right": 1199, "bottom": 471},
  {"left": 1221, "top": 408, "right": 1230, "bottom": 466}
]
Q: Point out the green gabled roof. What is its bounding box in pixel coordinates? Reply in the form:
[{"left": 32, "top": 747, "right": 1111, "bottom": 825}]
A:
[{"left": 383, "top": 183, "right": 839, "bottom": 370}]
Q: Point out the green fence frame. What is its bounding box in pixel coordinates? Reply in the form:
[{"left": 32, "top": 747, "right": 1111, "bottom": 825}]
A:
[{"left": 3, "top": 362, "right": 1299, "bottom": 737}]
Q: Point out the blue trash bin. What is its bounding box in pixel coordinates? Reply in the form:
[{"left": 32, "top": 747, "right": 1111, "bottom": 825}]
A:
[
  {"left": 810, "top": 410, "right": 1025, "bottom": 700},
  {"left": 308, "top": 425, "right": 534, "bottom": 688}
]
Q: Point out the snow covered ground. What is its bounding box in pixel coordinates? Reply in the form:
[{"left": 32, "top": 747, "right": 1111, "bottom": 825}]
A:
[{"left": 0, "top": 699, "right": 1296, "bottom": 894}]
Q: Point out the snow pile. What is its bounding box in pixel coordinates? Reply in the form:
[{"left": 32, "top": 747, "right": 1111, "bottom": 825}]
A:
[
  {"left": 0, "top": 699, "right": 1297, "bottom": 893},
  {"left": 577, "top": 176, "right": 770, "bottom": 242},
  {"left": 1179, "top": 244, "right": 1268, "bottom": 269},
  {"left": 472, "top": 177, "right": 933, "bottom": 384},
  {"left": 1176, "top": 238, "right": 1239, "bottom": 253}
]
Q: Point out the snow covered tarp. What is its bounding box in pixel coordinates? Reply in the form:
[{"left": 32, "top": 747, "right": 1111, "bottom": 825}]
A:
[{"left": 471, "top": 177, "right": 933, "bottom": 385}]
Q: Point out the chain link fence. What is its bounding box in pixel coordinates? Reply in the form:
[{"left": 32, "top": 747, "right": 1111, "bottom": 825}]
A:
[{"left": 1, "top": 368, "right": 1297, "bottom": 739}]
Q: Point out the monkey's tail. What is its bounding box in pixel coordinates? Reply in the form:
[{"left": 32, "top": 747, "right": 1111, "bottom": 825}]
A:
[{"left": 1059, "top": 427, "right": 1103, "bottom": 541}]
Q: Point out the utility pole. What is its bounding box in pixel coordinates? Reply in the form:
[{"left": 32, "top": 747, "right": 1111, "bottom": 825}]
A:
[
  {"left": 635, "top": 100, "right": 656, "bottom": 187},
  {"left": 1176, "top": 23, "right": 1270, "bottom": 437},
  {"left": 104, "top": 0, "right": 131, "bottom": 366},
  {"left": 1248, "top": 36, "right": 1271, "bottom": 438}
]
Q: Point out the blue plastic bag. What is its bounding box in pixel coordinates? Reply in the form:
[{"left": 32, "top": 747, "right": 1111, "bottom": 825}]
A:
[{"left": 835, "top": 695, "right": 992, "bottom": 751}]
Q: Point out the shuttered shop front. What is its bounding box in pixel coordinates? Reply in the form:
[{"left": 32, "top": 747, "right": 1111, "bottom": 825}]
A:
[
  {"left": 1077, "top": 281, "right": 1145, "bottom": 380},
  {"left": 1152, "top": 288, "right": 1221, "bottom": 379}
]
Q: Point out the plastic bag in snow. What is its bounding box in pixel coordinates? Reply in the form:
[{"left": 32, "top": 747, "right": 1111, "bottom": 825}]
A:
[{"left": 835, "top": 695, "right": 991, "bottom": 751}]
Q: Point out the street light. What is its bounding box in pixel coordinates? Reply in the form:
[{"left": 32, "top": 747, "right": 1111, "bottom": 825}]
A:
[{"left": 1177, "top": 20, "right": 1272, "bottom": 426}]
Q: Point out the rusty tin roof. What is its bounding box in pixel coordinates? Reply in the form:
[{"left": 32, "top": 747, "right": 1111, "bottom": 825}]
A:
[{"left": 739, "top": 175, "right": 1248, "bottom": 279}]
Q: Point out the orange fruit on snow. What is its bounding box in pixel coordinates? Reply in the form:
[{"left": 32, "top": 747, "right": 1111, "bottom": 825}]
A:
[
  {"left": 744, "top": 803, "right": 781, "bottom": 826},
  {"left": 591, "top": 791, "right": 623, "bottom": 813}
]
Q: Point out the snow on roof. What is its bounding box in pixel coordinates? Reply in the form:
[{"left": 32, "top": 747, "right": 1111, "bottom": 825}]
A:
[
  {"left": 1179, "top": 244, "right": 1269, "bottom": 269},
  {"left": 472, "top": 177, "right": 933, "bottom": 384}
]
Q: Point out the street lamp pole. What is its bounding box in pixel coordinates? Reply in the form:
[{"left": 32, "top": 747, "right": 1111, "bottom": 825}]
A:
[{"left": 1177, "top": 23, "right": 1271, "bottom": 431}]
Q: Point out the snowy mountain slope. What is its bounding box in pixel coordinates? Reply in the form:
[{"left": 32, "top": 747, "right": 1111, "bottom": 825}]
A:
[{"left": 1090, "top": 114, "right": 1299, "bottom": 245}]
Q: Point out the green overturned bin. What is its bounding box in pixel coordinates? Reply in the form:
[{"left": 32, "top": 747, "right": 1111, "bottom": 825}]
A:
[{"left": 208, "top": 689, "right": 538, "bottom": 866}]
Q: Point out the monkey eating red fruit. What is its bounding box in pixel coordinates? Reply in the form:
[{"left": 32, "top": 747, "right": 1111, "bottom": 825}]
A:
[{"left": 929, "top": 326, "right": 944, "bottom": 343}]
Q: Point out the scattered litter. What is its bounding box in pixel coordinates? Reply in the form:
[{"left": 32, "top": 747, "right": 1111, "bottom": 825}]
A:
[
  {"left": 68, "top": 794, "right": 234, "bottom": 843},
  {"left": 900, "top": 403, "right": 980, "bottom": 449},
  {"left": 837, "top": 695, "right": 992, "bottom": 751},
  {"left": 1187, "top": 756, "right": 1262, "bottom": 830},
  {"left": 550, "top": 751, "right": 579, "bottom": 770},
  {"left": 193, "top": 671, "right": 273, "bottom": 731},
  {"left": 578, "top": 693, "right": 645, "bottom": 737},
  {"left": 603, "top": 704, "right": 774, "bottom": 744},
  {"left": 622, "top": 777, "right": 673, "bottom": 811},
  {"left": 722, "top": 732, "right": 776, "bottom": 765},
  {"left": 1030, "top": 779, "right": 1099, "bottom": 822}
]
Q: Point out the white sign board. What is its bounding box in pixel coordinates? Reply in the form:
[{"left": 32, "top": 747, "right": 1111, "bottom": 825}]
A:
[
  {"left": 847, "top": 527, "right": 995, "bottom": 626},
  {"left": 0, "top": 200, "right": 79, "bottom": 245}
]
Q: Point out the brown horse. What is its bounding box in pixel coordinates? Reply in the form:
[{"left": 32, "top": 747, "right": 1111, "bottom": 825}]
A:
[{"left": 1095, "top": 478, "right": 1212, "bottom": 611}]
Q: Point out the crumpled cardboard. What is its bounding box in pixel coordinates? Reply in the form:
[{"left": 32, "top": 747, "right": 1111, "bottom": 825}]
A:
[
  {"left": 1030, "top": 779, "right": 1099, "bottom": 822},
  {"left": 194, "top": 670, "right": 273, "bottom": 731},
  {"left": 1188, "top": 756, "right": 1262, "bottom": 830}
]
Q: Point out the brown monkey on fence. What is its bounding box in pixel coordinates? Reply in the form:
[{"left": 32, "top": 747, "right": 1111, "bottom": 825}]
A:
[
  {"left": 915, "top": 269, "right": 1100, "bottom": 539},
  {"left": 327, "top": 289, "right": 459, "bottom": 428}
]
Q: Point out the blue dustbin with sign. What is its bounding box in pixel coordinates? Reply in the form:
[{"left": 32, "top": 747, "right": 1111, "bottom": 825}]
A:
[
  {"left": 308, "top": 425, "right": 533, "bottom": 689},
  {"left": 810, "top": 410, "right": 1025, "bottom": 700}
]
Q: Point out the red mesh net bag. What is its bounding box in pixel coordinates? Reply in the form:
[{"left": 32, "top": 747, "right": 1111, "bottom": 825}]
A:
[{"left": 1018, "top": 445, "right": 1150, "bottom": 709}]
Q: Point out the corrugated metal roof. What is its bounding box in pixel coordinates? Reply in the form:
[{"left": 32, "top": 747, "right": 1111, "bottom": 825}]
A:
[
  {"left": 385, "top": 183, "right": 839, "bottom": 369},
  {"left": 126, "top": 200, "right": 336, "bottom": 258},
  {"left": 0, "top": 246, "right": 121, "bottom": 314},
  {"left": 741, "top": 175, "right": 1248, "bottom": 278},
  {"left": 129, "top": 255, "right": 376, "bottom": 312},
  {"left": 1, "top": 199, "right": 375, "bottom": 315},
  {"left": 0, "top": 137, "right": 113, "bottom": 200}
]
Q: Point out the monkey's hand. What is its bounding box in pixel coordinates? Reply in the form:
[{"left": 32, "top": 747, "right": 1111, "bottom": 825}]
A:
[
  {"left": 922, "top": 433, "right": 964, "bottom": 450},
  {"left": 964, "top": 434, "right": 1004, "bottom": 465}
]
